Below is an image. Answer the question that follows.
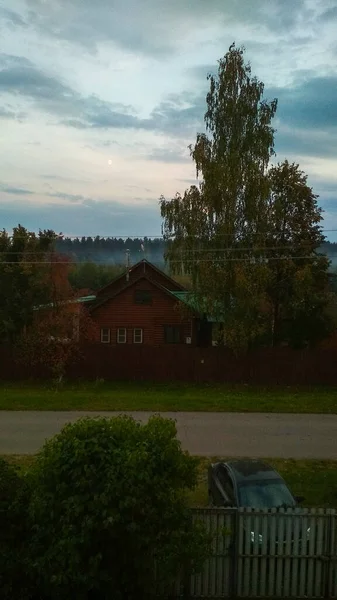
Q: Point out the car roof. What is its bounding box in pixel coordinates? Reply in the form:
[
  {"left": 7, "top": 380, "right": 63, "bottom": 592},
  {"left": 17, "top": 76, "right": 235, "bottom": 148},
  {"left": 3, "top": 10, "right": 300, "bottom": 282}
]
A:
[{"left": 221, "top": 460, "right": 282, "bottom": 483}]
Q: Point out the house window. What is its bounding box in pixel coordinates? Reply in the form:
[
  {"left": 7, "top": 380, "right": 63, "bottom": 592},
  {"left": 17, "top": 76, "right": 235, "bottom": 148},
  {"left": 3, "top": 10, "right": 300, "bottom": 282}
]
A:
[
  {"left": 164, "top": 325, "right": 182, "bottom": 344},
  {"left": 100, "top": 328, "right": 110, "bottom": 343},
  {"left": 134, "top": 290, "right": 152, "bottom": 305},
  {"left": 133, "top": 328, "right": 143, "bottom": 344},
  {"left": 117, "top": 328, "right": 127, "bottom": 344}
]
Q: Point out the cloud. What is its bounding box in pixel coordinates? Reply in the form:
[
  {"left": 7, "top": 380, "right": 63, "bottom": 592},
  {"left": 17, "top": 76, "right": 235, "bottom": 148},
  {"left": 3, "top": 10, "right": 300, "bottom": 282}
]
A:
[
  {"left": 0, "top": 106, "right": 25, "bottom": 120},
  {"left": 0, "top": 54, "right": 147, "bottom": 128},
  {"left": 23, "top": 0, "right": 307, "bottom": 56},
  {"left": 46, "top": 191, "right": 93, "bottom": 203},
  {"left": 271, "top": 76, "right": 337, "bottom": 130},
  {"left": 0, "top": 183, "right": 34, "bottom": 195},
  {"left": 0, "top": 54, "right": 204, "bottom": 135},
  {"left": 275, "top": 126, "right": 337, "bottom": 160},
  {"left": 147, "top": 146, "right": 191, "bottom": 164},
  {"left": 0, "top": 8, "right": 28, "bottom": 28},
  {"left": 42, "top": 174, "right": 92, "bottom": 183},
  {"left": 0, "top": 197, "right": 162, "bottom": 238},
  {"left": 318, "top": 6, "right": 337, "bottom": 23}
]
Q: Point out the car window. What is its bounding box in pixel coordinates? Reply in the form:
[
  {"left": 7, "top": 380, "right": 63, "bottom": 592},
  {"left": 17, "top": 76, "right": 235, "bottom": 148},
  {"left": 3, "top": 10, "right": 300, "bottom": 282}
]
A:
[
  {"left": 216, "top": 466, "right": 235, "bottom": 503},
  {"left": 238, "top": 480, "right": 295, "bottom": 509}
]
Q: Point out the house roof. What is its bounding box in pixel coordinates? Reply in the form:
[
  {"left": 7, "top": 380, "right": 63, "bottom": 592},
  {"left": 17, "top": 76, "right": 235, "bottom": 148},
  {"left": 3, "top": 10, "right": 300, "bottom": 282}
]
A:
[
  {"left": 90, "top": 274, "right": 189, "bottom": 313},
  {"left": 95, "top": 258, "right": 186, "bottom": 295}
]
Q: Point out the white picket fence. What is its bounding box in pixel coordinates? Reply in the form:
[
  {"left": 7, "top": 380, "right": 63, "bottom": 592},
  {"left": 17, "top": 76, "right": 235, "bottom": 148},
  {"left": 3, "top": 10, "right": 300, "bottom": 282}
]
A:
[{"left": 177, "top": 507, "right": 337, "bottom": 599}]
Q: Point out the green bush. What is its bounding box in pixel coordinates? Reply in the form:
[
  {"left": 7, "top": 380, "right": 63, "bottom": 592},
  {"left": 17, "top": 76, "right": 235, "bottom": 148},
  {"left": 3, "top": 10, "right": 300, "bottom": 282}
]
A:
[
  {"left": 0, "top": 458, "right": 32, "bottom": 600},
  {"left": 28, "top": 415, "right": 211, "bottom": 599}
]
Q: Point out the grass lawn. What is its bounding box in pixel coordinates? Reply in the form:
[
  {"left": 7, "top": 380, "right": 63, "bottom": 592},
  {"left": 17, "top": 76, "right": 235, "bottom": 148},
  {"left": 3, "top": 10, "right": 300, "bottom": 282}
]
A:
[
  {"left": 4, "top": 454, "right": 337, "bottom": 509},
  {"left": 188, "top": 458, "right": 337, "bottom": 508},
  {"left": 0, "top": 381, "right": 337, "bottom": 413}
]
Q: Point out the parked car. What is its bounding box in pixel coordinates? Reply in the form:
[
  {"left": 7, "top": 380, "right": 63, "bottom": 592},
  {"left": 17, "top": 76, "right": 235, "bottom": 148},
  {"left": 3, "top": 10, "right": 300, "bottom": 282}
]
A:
[
  {"left": 208, "top": 459, "right": 303, "bottom": 509},
  {"left": 208, "top": 459, "right": 308, "bottom": 552}
]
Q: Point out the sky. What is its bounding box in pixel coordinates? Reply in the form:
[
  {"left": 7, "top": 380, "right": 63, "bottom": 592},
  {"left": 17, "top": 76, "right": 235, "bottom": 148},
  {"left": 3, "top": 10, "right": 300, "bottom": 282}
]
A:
[{"left": 0, "top": 0, "right": 337, "bottom": 240}]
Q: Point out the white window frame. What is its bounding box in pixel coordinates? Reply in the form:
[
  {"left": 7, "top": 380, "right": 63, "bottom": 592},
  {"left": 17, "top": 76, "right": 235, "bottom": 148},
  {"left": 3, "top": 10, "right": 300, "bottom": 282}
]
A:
[
  {"left": 133, "top": 328, "right": 143, "bottom": 344},
  {"left": 100, "top": 328, "right": 110, "bottom": 344},
  {"left": 117, "top": 328, "right": 127, "bottom": 344}
]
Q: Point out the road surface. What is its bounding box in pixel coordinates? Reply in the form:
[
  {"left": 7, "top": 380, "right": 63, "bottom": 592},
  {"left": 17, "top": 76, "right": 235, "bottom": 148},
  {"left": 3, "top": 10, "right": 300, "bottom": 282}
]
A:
[{"left": 1, "top": 411, "right": 336, "bottom": 458}]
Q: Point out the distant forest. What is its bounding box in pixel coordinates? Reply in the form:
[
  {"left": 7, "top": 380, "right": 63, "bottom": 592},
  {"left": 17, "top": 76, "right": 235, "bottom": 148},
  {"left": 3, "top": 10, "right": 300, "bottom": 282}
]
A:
[
  {"left": 56, "top": 237, "right": 337, "bottom": 269},
  {"left": 56, "top": 237, "right": 166, "bottom": 268},
  {"left": 54, "top": 237, "right": 337, "bottom": 293}
]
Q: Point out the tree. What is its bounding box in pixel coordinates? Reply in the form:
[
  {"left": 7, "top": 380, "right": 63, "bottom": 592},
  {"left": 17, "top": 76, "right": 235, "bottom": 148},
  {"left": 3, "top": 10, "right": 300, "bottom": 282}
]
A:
[
  {"left": 0, "top": 459, "right": 31, "bottom": 600},
  {"left": 16, "top": 300, "right": 97, "bottom": 381},
  {"left": 15, "top": 253, "right": 98, "bottom": 380},
  {"left": 68, "top": 261, "right": 124, "bottom": 292},
  {"left": 266, "top": 161, "right": 334, "bottom": 347},
  {"left": 27, "top": 415, "right": 210, "bottom": 600},
  {"left": 160, "top": 44, "right": 278, "bottom": 353},
  {"left": 0, "top": 225, "right": 59, "bottom": 342}
]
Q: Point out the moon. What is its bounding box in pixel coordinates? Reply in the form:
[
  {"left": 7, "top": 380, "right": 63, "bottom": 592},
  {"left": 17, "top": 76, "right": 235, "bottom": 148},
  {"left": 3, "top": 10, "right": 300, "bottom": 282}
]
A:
[{"left": 108, "top": 159, "right": 112, "bottom": 165}]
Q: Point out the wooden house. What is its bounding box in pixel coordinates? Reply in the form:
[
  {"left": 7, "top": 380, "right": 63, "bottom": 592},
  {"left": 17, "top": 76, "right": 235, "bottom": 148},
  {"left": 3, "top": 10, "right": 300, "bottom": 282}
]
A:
[{"left": 85, "top": 259, "right": 214, "bottom": 347}]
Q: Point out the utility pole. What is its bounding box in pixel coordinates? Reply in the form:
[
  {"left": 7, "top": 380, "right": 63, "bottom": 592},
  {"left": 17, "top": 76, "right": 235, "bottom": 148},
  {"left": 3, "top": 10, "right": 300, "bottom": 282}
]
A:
[{"left": 125, "top": 248, "right": 130, "bottom": 282}]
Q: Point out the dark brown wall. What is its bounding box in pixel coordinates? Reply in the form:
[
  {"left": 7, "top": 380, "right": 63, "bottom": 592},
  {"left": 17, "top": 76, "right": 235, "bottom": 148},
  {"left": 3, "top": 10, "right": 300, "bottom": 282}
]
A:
[
  {"left": 2, "top": 344, "right": 336, "bottom": 386},
  {"left": 65, "top": 345, "right": 337, "bottom": 386},
  {"left": 91, "top": 278, "right": 192, "bottom": 346}
]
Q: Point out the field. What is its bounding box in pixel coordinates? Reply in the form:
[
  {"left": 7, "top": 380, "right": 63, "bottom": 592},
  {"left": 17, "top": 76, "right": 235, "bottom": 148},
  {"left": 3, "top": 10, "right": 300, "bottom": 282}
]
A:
[
  {"left": 1, "top": 381, "right": 337, "bottom": 413},
  {"left": 4, "top": 454, "right": 337, "bottom": 509}
]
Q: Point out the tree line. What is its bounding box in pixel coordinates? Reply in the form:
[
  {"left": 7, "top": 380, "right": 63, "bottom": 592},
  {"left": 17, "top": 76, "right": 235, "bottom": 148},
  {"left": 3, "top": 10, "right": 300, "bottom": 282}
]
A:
[{"left": 55, "top": 236, "right": 337, "bottom": 267}]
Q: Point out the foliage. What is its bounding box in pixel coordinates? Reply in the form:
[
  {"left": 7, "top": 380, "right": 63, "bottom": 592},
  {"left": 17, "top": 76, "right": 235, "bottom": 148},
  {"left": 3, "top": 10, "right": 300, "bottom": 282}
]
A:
[
  {"left": 16, "top": 306, "right": 97, "bottom": 382},
  {"left": 266, "top": 161, "right": 334, "bottom": 347},
  {"left": 68, "top": 261, "right": 124, "bottom": 292},
  {"left": 160, "top": 44, "right": 278, "bottom": 354},
  {"left": 0, "top": 225, "right": 58, "bottom": 342},
  {"left": 27, "top": 415, "right": 211, "bottom": 600},
  {"left": 0, "top": 458, "right": 31, "bottom": 600},
  {"left": 14, "top": 250, "right": 98, "bottom": 379},
  {"left": 160, "top": 45, "right": 334, "bottom": 352}
]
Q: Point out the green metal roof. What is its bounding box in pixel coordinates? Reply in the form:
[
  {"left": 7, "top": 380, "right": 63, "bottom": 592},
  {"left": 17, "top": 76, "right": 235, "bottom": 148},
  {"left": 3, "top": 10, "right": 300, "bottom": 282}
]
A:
[
  {"left": 76, "top": 295, "right": 97, "bottom": 303},
  {"left": 169, "top": 290, "right": 223, "bottom": 323},
  {"left": 33, "top": 295, "right": 96, "bottom": 311}
]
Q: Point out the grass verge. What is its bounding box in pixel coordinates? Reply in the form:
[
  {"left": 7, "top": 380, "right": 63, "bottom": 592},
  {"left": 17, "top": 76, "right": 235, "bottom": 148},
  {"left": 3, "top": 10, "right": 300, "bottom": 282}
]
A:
[
  {"left": 0, "top": 381, "right": 337, "bottom": 413},
  {"left": 4, "top": 455, "right": 337, "bottom": 508},
  {"left": 188, "top": 458, "right": 337, "bottom": 508}
]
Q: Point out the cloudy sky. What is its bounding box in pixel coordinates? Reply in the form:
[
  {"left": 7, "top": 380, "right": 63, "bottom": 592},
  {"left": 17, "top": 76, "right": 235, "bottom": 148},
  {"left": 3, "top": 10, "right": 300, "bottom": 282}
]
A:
[{"left": 1, "top": 0, "right": 337, "bottom": 240}]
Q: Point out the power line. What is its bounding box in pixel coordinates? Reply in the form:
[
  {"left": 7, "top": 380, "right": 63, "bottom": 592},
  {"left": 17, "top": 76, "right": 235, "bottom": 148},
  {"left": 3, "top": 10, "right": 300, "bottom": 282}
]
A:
[
  {"left": 0, "top": 244, "right": 329, "bottom": 255},
  {"left": 165, "top": 246, "right": 324, "bottom": 254},
  {"left": 0, "top": 261, "right": 76, "bottom": 265},
  {"left": 170, "top": 256, "right": 321, "bottom": 263},
  {"left": 2, "top": 229, "right": 337, "bottom": 240},
  {"left": 0, "top": 255, "right": 325, "bottom": 265}
]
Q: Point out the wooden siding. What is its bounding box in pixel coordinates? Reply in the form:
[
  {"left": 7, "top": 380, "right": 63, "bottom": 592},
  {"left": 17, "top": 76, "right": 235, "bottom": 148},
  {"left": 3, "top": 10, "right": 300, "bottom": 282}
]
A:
[
  {"left": 96, "top": 260, "right": 184, "bottom": 298},
  {"left": 92, "top": 277, "right": 193, "bottom": 346}
]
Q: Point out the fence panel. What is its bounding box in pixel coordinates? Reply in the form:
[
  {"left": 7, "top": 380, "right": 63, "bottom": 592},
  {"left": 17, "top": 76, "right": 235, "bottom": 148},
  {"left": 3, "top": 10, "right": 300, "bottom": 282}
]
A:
[
  {"left": 188, "top": 508, "right": 235, "bottom": 598},
  {"left": 329, "top": 508, "right": 337, "bottom": 598},
  {"left": 185, "top": 507, "right": 337, "bottom": 599}
]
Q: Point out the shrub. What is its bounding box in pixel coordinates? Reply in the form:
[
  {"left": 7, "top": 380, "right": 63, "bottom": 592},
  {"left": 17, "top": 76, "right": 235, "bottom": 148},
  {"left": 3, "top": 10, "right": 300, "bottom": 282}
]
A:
[
  {"left": 28, "top": 415, "right": 210, "bottom": 599},
  {"left": 0, "top": 458, "right": 32, "bottom": 600}
]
